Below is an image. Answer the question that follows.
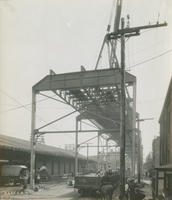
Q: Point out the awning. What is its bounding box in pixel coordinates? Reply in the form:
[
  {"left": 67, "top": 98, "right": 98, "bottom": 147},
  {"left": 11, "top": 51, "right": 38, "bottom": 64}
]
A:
[{"left": 155, "top": 164, "right": 172, "bottom": 171}]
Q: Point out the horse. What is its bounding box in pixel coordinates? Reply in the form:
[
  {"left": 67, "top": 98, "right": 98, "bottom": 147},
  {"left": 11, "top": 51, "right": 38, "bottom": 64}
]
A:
[
  {"left": 100, "top": 184, "right": 114, "bottom": 200},
  {"left": 99, "top": 173, "right": 120, "bottom": 200}
]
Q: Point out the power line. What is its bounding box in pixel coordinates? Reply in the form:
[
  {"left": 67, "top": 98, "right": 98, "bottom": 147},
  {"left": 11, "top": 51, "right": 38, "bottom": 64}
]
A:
[
  {"left": 0, "top": 90, "right": 74, "bottom": 140},
  {"left": 129, "top": 49, "right": 172, "bottom": 69},
  {"left": 0, "top": 89, "right": 32, "bottom": 112},
  {"left": 0, "top": 91, "right": 65, "bottom": 114},
  {"left": 1, "top": 47, "right": 171, "bottom": 114},
  {"left": 0, "top": 90, "right": 119, "bottom": 141},
  {"left": 0, "top": 90, "right": 48, "bottom": 122},
  {"left": 127, "top": 39, "right": 168, "bottom": 57},
  {"left": 0, "top": 98, "right": 51, "bottom": 114}
]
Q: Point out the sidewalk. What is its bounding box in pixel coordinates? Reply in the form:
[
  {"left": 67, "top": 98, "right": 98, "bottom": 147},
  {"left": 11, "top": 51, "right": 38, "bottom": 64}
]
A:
[{"left": 142, "top": 179, "right": 153, "bottom": 200}]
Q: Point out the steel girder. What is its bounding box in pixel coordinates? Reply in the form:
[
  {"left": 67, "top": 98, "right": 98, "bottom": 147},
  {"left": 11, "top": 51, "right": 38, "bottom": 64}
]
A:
[{"left": 33, "top": 68, "right": 136, "bottom": 155}]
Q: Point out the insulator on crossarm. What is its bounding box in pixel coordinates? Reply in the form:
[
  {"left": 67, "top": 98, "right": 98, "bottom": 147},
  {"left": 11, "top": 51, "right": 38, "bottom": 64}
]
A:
[
  {"left": 127, "top": 14, "right": 130, "bottom": 28},
  {"left": 107, "top": 24, "right": 111, "bottom": 32}
]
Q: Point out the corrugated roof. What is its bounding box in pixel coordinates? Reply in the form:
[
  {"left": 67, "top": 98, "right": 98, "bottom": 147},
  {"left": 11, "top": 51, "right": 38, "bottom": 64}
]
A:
[{"left": 0, "top": 134, "right": 86, "bottom": 160}]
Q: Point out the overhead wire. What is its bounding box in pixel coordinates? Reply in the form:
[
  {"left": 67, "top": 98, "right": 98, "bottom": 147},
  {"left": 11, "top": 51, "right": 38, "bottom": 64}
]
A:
[
  {"left": 0, "top": 97, "right": 55, "bottom": 114},
  {"left": 0, "top": 90, "right": 75, "bottom": 140},
  {"left": 128, "top": 39, "right": 162, "bottom": 56},
  {"left": 0, "top": 89, "right": 113, "bottom": 132},
  {"left": 2, "top": 50, "right": 171, "bottom": 145},
  {"left": 0, "top": 89, "right": 121, "bottom": 141},
  {"left": 128, "top": 48, "right": 172, "bottom": 69},
  {"left": 0, "top": 90, "right": 58, "bottom": 114},
  {"left": 0, "top": 91, "right": 70, "bottom": 114},
  {"left": 0, "top": 89, "right": 32, "bottom": 113}
]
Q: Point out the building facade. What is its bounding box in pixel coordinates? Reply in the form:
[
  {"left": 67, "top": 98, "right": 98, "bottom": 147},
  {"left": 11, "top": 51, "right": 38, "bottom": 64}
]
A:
[
  {"left": 0, "top": 134, "right": 96, "bottom": 180},
  {"left": 152, "top": 137, "right": 160, "bottom": 168},
  {"left": 153, "top": 77, "right": 172, "bottom": 198}
]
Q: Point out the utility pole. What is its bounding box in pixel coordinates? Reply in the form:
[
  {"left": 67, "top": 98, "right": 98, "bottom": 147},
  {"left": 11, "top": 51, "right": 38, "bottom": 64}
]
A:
[
  {"left": 136, "top": 117, "right": 154, "bottom": 183},
  {"left": 105, "top": 20, "right": 166, "bottom": 198},
  {"left": 106, "top": 20, "right": 167, "bottom": 198},
  {"left": 93, "top": 1, "right": 167, "bottom": 197},
  {"left": 120, "top": 17, "right": 126, "bottom": 200}
]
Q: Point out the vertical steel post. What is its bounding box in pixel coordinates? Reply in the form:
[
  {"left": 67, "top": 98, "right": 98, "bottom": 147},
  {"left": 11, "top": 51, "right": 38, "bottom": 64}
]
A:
[
  {"left": 75, "top": 118, "right": 79, "bottom": 176},
  {"left": 30, "top": 89, "right": 36, "bottom": 189},
  {"left": 137, "top": 114, "right": 141, "bottom": 183},
  {"left": 119, "top": 17, "right": 126, "bottom": 199},
  {"left": 106, "top": 139, "right": 108, "bottom": 167},
  {"left": 115, "top": 146, "right": 117, "bottom": 170},
  {"left": 132, "top": 81, "right": 136, "bottom": 177},
  {"left": 86, "top": 143, "right": 89, "bottom": 169},
  {"left": 97, "top": 132, "right": 100, "bottom": 169}
]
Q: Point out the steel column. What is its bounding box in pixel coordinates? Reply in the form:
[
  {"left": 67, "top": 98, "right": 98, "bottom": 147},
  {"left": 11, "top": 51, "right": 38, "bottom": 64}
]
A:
[
  {"left": 115, "top": 146, "right": 117, "bottom": 170},
  {"left": 86, "top": 143, "right": 89, "bottom": 169},
  {"left": 137, "top": 114, "right": 141, "bottom": 183},
  {"left": 106, "top": 139, "right": 108, "bottom": 167},
  {"left": 30, "top": 90, "right": 36, "bottom": 189},
  {"left": 97, "top": 132, "right": 100, "bottom": 169},
  {"left": 132, "top": 81, "right": 136, "bottom": 177},
  {"left": 75, "top": 118, "right": 79, "bottom": 176}
]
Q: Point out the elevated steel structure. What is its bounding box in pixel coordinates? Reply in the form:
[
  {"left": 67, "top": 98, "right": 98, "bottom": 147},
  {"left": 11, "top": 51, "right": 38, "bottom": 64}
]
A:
[
  {"left": 33, "top": 68, "right": 136, "bottom": 148},
  {"left": 29, "top": 0, "right": 167, "bottom": 192},
  {"left": 30, "top": 67, "right": 137, "bottom": 188}
]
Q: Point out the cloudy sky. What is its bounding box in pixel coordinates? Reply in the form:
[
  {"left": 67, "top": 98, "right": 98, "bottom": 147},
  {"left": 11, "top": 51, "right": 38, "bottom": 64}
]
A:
[{"left": 0, "top": 0, "right": 172, "bottom": 159}]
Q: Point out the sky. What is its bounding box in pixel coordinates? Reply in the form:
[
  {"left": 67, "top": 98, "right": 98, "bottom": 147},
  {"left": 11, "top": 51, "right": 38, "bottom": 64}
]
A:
[{"left": 0, "top": 0, "right": 172, "bottom": 159}]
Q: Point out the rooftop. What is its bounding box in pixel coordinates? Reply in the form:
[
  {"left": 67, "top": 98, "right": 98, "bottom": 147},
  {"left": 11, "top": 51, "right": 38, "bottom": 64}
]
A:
[{"left": 0, "top": 134, "right": 86, "bottom": 160}]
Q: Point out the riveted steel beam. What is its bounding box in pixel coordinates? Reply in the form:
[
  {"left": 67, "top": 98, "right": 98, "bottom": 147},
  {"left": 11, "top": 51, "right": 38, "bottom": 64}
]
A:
[{"left": 33, "top": 68, "right": 136, "bottom": 92}]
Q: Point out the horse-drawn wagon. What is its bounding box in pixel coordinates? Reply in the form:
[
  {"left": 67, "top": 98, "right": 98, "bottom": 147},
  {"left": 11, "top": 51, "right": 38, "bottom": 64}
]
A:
[
  {"left": 74, "top": 171, "right": 120, "bottom": 198},
  {"left": 74, "top": 173, "right": 102, "bottom": 195}
]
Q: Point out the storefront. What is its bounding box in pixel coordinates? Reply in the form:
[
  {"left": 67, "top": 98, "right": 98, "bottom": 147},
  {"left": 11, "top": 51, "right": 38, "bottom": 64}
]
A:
[{"left": 152, "top": 165, "right": 172, "bottom": 199}]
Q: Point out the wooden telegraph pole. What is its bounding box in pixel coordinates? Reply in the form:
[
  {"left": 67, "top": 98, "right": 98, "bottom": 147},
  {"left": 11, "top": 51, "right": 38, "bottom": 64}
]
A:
[
  {"left": 111, "top": 20, "right": 167, "bottom": 199},
  {"left": 120, "top": 17, "right": 126, "bottom": 199}
]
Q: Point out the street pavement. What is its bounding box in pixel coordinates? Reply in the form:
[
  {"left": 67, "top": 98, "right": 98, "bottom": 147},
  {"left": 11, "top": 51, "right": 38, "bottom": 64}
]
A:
[
  {"left": 0, "top": 182, "right": 100, "bottom": 200},
  {"left": 0, "top": 179, "right": 152, "bottom": 200}
]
